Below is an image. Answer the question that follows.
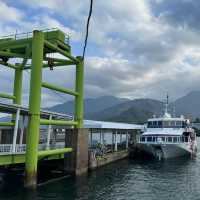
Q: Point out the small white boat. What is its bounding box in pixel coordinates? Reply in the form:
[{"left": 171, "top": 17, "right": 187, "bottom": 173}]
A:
[{"left": 138, "top": 95, "right": 197, "bottom": 160}]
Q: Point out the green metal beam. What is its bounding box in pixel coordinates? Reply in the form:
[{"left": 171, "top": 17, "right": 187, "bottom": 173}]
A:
[
  {"left": 0, "top": 51, "right": 26, "bottom": 58},
  {"left": 0, "top": 151, "right": 71, "bottom": 166},
  {"left": 42, "top": 61, "right": 76, "bottom": 68},
  {"left": 44, "top": 57, "right": 74, "bottom": 63},
  {"left": 25, "top": 30, "right": 44, "bottom": 188},
  {"left": 0, "top": 154, "right": 25, "bottom": 166},
  {"left": 75, "top": 56, "right": 84, "bottom": 128},
  {"left": 0, "top": 61, "right": 19, "bottom": 69},
  {"left": 0, "top": 122, "right": 14, "bottom": 126},
  {"left": 44, "top": 40, "right": 77, "bottom": 63},
  {"left": 38, "top": 148, "right": 72, "bottom": 157},
  {"left": 24, "top": 60, "right": 76, "bottom": 70},
  {"left": 40, "top": 119, "right": 78, "bottom": 126},
  {"left": 0, "top": 93, "right": 16, "bottom": 100},
  {"left": 42, "top": 82, "right": 78, "bottom": 96},
  {"left": 0, "top": 38, "right": 32, "bottom": 50},
  {"left": 56, "top": 40, "right": 71, "bottom": 52}
]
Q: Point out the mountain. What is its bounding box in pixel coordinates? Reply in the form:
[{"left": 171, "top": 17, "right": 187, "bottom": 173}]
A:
[
  {"left": 2, "top": 91, "right": 200, "bottom": 124},
  {"left": 89, "top": 90, "right": 200, "bottom": 123},
  {"left": 174, "top": 91, "right": 200, "bottom": 118},
  {"left": 46, "top": 90, "right": 200, "bottom": 124},
  {"left": 87, "top": 99, "right": 163, "bottom": 123},
  {"left": 48, "top": 96, "right": 129, "bottom": 118}
]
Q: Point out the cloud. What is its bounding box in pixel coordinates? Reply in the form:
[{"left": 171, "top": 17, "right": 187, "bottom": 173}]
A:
[
  {"left": 37, "top": 15, "right": 81, "bottom": 41},
  {"left": 20, "top": 0, "right": 87, "bottom": 22},
  {"left": 1, "top": 0, "right": 200, "bottom": 107},
  {"left": 0, "top": 1, "right": 24, "bottom": 23},
  {"left": 151, "top": 0, "right": 200, "bottom": 31}
]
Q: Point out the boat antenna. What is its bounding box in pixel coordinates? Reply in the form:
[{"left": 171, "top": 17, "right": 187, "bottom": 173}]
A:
[
  {"left": 165, "top": 93, "right": 169, "bottom": 114},
  {"left": 173, "top": 103, "right": 176, "bottom": 117}
]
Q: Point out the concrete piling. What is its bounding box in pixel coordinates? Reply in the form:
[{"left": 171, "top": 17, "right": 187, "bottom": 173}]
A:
[{"left": 64, "top": 128, "right": 89, "bottom": 175}]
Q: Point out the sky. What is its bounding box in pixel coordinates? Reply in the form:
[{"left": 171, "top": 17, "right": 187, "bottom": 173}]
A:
[{"left": 1, "top": 0, "right": 200, "bottom": 107}]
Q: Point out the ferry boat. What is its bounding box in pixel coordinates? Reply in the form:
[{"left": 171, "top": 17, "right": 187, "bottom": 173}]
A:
[{"left": 139, "top": 95, "right": 197, "bottom": 160}]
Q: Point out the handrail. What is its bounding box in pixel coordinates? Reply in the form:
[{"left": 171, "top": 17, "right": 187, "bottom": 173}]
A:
[
  {"left": 0, "top": 28, "right": 70, "bottom": 43},
  {"left": 0, "top": 143, "right": 66, "bottom": 155}
]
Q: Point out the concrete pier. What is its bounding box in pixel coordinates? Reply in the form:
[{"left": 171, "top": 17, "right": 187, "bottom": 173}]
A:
[
  {"left": 65, "top": 128, "right": 89, "bottom": 175},
  {"left": 89, "top": 150, "right": 129, "bottom": 170}
]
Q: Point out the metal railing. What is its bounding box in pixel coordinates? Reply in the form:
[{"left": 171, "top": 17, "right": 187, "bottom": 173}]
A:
[
  {"left": 139, "top": 135, "right": 190, "bottom": 144},
  {"left": 0, "top": 144, "right": 12, "bottom": 154},
  {"left": 0, "top": 28, "right": 70, "bottom": 44},
  {"left": 0, "top": 143, "right": 65, "bottom": 155},
  {"left": 15, "top": 144, "right": 26, "bottom": 153}
]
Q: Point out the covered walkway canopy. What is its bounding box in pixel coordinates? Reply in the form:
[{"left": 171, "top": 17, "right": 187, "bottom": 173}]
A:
[{"left": 84, "top": 120, "right": 143, "bottom": 130}]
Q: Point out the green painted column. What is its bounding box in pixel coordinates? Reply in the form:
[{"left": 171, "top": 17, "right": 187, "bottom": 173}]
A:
[
  {"left": 25, "top": 30, "right": 44, "bottom": 188},
  {"left": 75, "top": 56, "right": 84, "bottom": 128},
  {"left": 11, "top": 66, "right": 23, "bottom": 154},
  {"left": 12, "top": 67, "right": 23, "bottom": 121},
  {"left": 13, "top": 68, "right": 23, "bottom": 105}
]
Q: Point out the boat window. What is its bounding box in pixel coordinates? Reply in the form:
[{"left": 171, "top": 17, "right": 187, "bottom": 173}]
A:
[
  {"left": 182, "top": 121, "right": 186, "bottom": 128},
  {"left": 147, "top": 121, "right": 153, "bottom": 128},
  {"left": 185, "top": 137, "right": 188, "bottom": 142},
  {"left": 175, "top": 121, "right": 182, "bottom": 127},
  {"left": 147, "top": 121, "right": 163, "bottom": 128},
  {"left": 167, "top": 137, "right": 172, "bottom": 142},
  {"left": 148, "top": 120, "right": 186, "bottom": 128},
  {"left": 161, "top": 137, "right": 165, "bottom": 142},
  {"left": 173, "top": 137, "right": 177, "bottom": 143},
  {"left": 148, "top": 121, "right": 159, "bottom": 128},
  {"left": 163, "top": 121, "right": 171, "bottom": 128},
  {"left": 147, "top": 137, "right": 152, "bottom": 142},
  {"left": 171, "top": 121, "right": 176, "bottom": 127},
  {"left": 183, "top": 132, "right": 189, "bottom": 136},
  {"left": 153, "top": 121, "right": 157, "bottom": 127},
  {"left": 158, "top": 121, "right": 162, "bottom": 128}
]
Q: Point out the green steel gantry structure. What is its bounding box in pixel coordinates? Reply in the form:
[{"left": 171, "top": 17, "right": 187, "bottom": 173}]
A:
[{"left": 0, "top": 29, "right": 84, "bottom": 187}]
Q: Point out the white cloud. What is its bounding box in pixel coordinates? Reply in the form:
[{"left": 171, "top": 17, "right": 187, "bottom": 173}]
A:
[
  {"left": 1, "top": 0, "right": 200, "bottom": 106},
  {"left": 0, "top": 1, "right": 24, "bottom": 22},
  {"left": 21, "top": 0, "right": 86, "bottom": 21},
  {"left": 38, "top": 15, "right": 81, "bottom": 41}
]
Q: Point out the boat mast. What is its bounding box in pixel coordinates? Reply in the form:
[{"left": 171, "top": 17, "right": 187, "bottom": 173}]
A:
[
  {"left": 165, "top": 93, "right": 169, "bottom": 114},
  {"left": 173, "top": 103, "right": 176, "bottom": 117}
]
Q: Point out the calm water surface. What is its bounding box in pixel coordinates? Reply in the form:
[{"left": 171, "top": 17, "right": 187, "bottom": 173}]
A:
[{"left": 1, "top": 145, "right": 200, "bottom": 199}]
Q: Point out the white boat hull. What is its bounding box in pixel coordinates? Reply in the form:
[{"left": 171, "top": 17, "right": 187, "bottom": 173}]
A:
[{"left": 139, "top": 143, "right": 196, "bottom": 159}]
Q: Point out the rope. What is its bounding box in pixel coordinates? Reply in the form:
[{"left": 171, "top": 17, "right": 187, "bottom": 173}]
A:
[{"left": 82, "top": 0, "right": 94, "bottom": 60}]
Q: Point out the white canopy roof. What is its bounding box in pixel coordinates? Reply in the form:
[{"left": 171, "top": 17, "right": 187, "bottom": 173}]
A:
[{"left": 84, "top": 120, "right": 143, "bottom": 130}]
